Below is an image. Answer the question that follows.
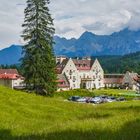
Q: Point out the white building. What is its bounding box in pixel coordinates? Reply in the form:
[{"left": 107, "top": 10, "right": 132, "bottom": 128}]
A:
[
  {"left": 104, "top": 74, "right": 124, "bottom": 88},
  {"left": 56, "top": 58, "right": 104, "bottom": 90},
  {"left": 0, "top": 69, "right": 25, "bottom": 89},
  {"left": 122, "top": 71, "right": 140, "bottom": 91}
]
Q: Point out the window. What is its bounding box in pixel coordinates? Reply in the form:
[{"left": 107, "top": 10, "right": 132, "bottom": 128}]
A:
[
  {"left": 69, "top": 70, "right": 72, "bottom": 75},
  {"left": 73, "top": 76, "right": 76, "bottom": 82},
  {"left": 83, "top": 74, "right": 86, "bottom": 78}
]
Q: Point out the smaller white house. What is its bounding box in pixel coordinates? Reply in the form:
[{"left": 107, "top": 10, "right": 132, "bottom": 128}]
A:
[
  {"left": 122, "top": 71, "right": 140, "bottom": 91},
  {"left": 104, "top": 72, "right": 140, "bottom": 91},
  {"left": 0, "top": 69, "right": 25, "bottom": 89}
]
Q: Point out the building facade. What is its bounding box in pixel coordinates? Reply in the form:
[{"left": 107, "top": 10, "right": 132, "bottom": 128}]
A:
[
  {"left": 56, "top": 56, "right": 140, "bottom": 92},
  {"left": 104, "top": 72, "right": 140, "bottom": 91},
  {"left": 56, "top": 58, "right": 104, "bottom": 90},
  {"left": 122, "top": 71, "right": 140, "bottom": 91},
  {"left": 0, "top": 69, "right": 25, "bottom": 89},
  {"left": 104, "top": 74, "right": 124, "bottom": 88}
]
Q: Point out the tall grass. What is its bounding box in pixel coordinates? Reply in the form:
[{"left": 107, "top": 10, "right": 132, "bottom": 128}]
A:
[{"left": 0, "top": 86, "right": 139, "bottom": 140}]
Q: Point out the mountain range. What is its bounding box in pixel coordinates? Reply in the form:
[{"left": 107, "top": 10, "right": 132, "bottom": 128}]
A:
[
  {"left": 1, "top": 28, "right": 140, "bottom": 65},
  {"left": 54, "top": 28, "right": 140, "bottom": 57},
  {"left": 0, "top": 45, "right": 22, "bottom": 65}
]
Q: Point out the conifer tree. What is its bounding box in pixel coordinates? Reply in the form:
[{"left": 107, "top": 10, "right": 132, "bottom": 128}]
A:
[{"left": 21, "top": 0, "right": 57, "bottom": 94}]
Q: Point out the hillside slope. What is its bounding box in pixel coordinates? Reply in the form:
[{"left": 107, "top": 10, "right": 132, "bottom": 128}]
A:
[{"left": 0, "top": 86, "right": 140, "bottom": 140}]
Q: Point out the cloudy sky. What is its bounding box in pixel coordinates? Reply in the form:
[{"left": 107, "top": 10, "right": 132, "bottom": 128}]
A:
[{"left": 0, "top": 0, "right": 140, "bottom": 49}]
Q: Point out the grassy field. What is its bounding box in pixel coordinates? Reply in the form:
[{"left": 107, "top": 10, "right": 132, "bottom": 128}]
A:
[
  {"left": 54, "top": 89, "right": 137, "bottom": 99},
  {"left": 0, "top": 86, "right": 140, "bottom": 140}
]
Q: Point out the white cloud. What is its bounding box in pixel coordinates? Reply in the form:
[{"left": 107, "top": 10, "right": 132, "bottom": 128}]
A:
[
  {"left": 0, "top": 0, "right": 25, "bottom": 49},
  {"left": 50, "top": 0, "right": 140, "bottom": 38},
  {"left": 0, "top": 0, "right": 140, "bottom": 48}
]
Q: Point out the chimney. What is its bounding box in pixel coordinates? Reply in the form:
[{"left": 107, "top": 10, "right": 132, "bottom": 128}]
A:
[
  {"left": 56, "top": 56, "right": 67, "bottom": 64},
  {"left": 82, "top": 57, "right": 91, "bottom": 60}
]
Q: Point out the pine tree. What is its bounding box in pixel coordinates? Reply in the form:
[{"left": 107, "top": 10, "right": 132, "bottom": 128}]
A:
[{"left": 21, "top": 0, "right": 57, "bottom": 94}]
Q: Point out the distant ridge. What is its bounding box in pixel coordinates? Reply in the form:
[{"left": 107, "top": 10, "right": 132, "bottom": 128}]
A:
[
  {"left": 1, "top": 28, "right": 140, "bottom": 65},
  {"left": 0, "top": 45, "right": 22, "bottom": 65},
  {"left": 54, "top": 28, "right": 140, "bottom": 57}
]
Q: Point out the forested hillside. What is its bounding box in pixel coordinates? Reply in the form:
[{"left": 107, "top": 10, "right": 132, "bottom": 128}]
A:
[
  {"left": 0, "top": 49, "right": 140, "bottom": 74},
  {"left": 97, "top": 51, "right": 140, "bottom": 74}
]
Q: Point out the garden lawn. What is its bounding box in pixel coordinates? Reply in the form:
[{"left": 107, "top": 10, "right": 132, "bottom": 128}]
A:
[{"left": 0, "top": 86, "right": 139, "bottom": 140}]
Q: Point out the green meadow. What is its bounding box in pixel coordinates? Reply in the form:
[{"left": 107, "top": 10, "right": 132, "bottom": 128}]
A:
[
  {"left": 0, "top": 86, "right": 140, "bottom": 140},
  {"left": 54, "top": 89, "right": 137, "bottom": 99}
]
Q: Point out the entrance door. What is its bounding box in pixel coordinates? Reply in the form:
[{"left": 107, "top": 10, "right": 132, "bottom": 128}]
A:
[{"left": 83, "top": 82, "right": 86, "bottom": 89}]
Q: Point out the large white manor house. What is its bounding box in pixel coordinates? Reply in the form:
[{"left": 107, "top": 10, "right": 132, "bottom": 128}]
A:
[
  {"left": 56, "top": 56, "right": 140, "bottom": 92},
  {"left": 56, "top": 56, "right": 104, "bottom": 91}
]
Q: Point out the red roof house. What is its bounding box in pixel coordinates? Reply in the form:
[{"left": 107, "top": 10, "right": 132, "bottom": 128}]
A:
[{"left": 0, "top": 69, "right": 24, "bottom": 89}]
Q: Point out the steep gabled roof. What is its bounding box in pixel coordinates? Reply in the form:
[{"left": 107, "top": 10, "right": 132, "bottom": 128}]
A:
[
  {"left": 104, "top": 74, "right": 124, "bottom": 84},
  {"left": 129, "top": 72, "right": 138, "bottom": 80},
  {"left": 56, "top": 59, "right": 69, "bottom": 74},
  {"left": 72, "top": 59, "right": 94, "bottom": 71},
  {"left": 0, "top": 69, "right": 19, "bottom": 75},
  {"left": 132, "top": 74, "right": 140, "bottom": 83},
  {"left": 0, "top": 69, "right": 23, "bottom": 80},
  {"left": 125, "top": 72, "right": 139, "bottom": 84},
  {"left": 104, "top": 77, "right": 123, "bottom": 84},
  {"left": 0, "top": 74, "right": 19, "bottom": 80},
  {"left": 104, "top": 74, "right": 124, "bottom": 78}
]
